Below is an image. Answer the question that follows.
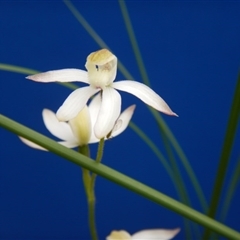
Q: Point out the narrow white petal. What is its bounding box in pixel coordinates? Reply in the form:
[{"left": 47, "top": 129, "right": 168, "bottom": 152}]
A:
[
  {"left": 94, "top": 88, "right": 121, "bottom": 139},
  {"left": 132, "top": 228, "right": 180, "bottom": 240},
  {"left": 113, "top": 81, "right": 178, "bottom": 116},
  {"left": 42, "top": 109, "right": 76, "bottom": 142},
  {"left": 56, "top": 86, "right": 100, "bottom": 121},
  {"left": 88, "top": 93, "right": 102, "bottom": 127},
  {"left": 19, "top": 137, "right": 47, "bottom": 151},
  {"left": 26, "top": 69, "right": 89, "bottom": 84},
  {"left": 88, "top": 93, "right": 102, "bottom": 143},
  {"left": 57, "top": 141, "right": 79, "bottom": 148},
  {"left": 111, "top": 105, "right": 136, "bottom": 137}
]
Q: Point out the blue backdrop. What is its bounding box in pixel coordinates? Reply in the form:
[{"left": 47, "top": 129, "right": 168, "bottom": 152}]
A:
[{"left": 0, "top": 1, "right": 239, "bottom": 239}]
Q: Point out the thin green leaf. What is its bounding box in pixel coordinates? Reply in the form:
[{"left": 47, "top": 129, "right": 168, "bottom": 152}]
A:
[
  {"left": 63, "top": 0, "right": 208, "bottom": 212},
  {"left": 118, "top": 0, "right": 150, "bottom": 87},
  {"left": 220, "top": 155, "right": 240, "bottom": 222},
  {"left": 129, "top": 122, "right": 193, "bottom": 239},
  {"left": 203, "top": 73, "right": 240, "bottom": 239},
  {"left": 1, "top": 114, "right": 240, "bottom": 239},
  {"left": 62, "top": 0, "right": 134, "bottom": 81}
]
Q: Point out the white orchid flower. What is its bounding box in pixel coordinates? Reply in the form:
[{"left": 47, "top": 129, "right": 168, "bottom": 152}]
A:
[
  {"left": 26, "top": 49, "right": 177, "bottom": 139},
  {"left": 107, "top": 228, "right": 180, "bottom": 240},
  {"left": 20, "top": 94, "right": 135, "bottom": 150}
]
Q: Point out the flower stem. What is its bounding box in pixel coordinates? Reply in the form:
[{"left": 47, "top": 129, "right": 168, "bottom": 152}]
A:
[
  {"left": 95, "top": 138, "right": 105, "bottom": 164},
  {"left": 79, "top": 145, "right": 98, "bottom": 240}
]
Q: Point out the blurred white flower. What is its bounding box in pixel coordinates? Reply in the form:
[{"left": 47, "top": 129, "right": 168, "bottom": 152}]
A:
[
  {"left": 19, "top": 94, "right": 135, "bottom": 150},
  {"left": 26, "top": 49, "right": 177, "bottom": 139},
  {"left": 107, "top": 228, "right": 180, "bottom": 240}
]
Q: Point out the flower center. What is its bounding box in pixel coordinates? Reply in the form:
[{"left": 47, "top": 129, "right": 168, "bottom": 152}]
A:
[
  {"left": 68, "top": 106, "right": 91, "bottom": 146},
  {"left": 85, "top": 49, "right": 117, "bottom": 89}
]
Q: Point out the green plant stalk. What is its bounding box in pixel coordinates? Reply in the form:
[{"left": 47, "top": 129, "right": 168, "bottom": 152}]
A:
[
  {"left": 62, "top": 0, "right": 208, "bottom": 212},
  {"left": 129, "top": 120, "right": 193, "bottom": 230},
  {"left": 130, "top": 121, "right": 201, "bottom": 238},
  {"left": 91, "top": 138, "right": 105, "bottom": 190},
  {"left": 0, "top": 63, "right": 192, "bottom": 206},
  {"left": 118, "top": 0, "right": 151, "bottom": 87},
  {"left": 0, "top": 63, "right": 79, "bottom": 91},
  {"left": 1, "top": 114, "right": 240, "bottom": 239},
  {"left": 151, "top": 108, "right": 208, "bottom": 212},
  {"left": 79, "top": 145, "right": 98, "bottom": 240},
  {"left": 203, "top": 73, "right": 240, "bottom": 240},
  {"left": 118, "top": 0, "right": 207, "bottom": 213},
  {"left": 160, "top": 130, "right": 195, "bottom": 239},
  {"left": 0, "top": 2, "right": 208, "bottom": 215},
  {"left": 220, "top": 155, "right": 240, "bottom": 222},
  {"left": 62, "top": 0, "right": 134, "bottom": 81},
  {"left": 1, "top": 61, "right": 207, "bottom": 212}
]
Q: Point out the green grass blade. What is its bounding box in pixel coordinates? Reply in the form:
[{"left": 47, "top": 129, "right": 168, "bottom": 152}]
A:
[
  {"left": 119, "top": 0, "right": 202, "bottom": 231},
  {"left": 0, "top": 63, "right": 79, "bottom": 91},
  {"left": 220, "top": 155, "right": 240, "bottom": 222},
  {"left": 129, "top": 121, "right": 196, "bottom": 238},
  {"left": 118, "top": 0, "right": 150, "bottom": 87},
  {"left": 203, "top": 72, "right": 240, "bottom": 239},
  {"left": 63, "top": 0, "right": 208, "bottom": 213},
  {"left": 151, "top": 108, "right": 209, "bottom": 212},
  {"left": 129, "top": 122, "right": 176, "bottom": 184},
  {"left": 62, "top": 0, "right": 134, "bottom": 81},
  {"left": 1, "top": 113, "right": 240, "bottom": 239}
]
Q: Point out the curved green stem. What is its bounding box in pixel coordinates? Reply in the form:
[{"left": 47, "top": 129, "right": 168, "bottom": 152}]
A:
[
  {"left": 220, "top": 155, "right": 240, "bottom": 222},
  {"left": 118, "top": 0, "right": 207, "bottom": 214},
  {"left": 62, "top": 0, "right": 134, "bottom": 81},
  {"left": 79, "top": 145, "right": 98, "bottom": 240},
  {"left": 62, "top": 0, "right": 208, "bottom": 213},
  {"left": 1, "top": 114, "right": 240, "bottom": 239},
  {"left": 203, "top": 73, "right": 240, "bottom": 240}
]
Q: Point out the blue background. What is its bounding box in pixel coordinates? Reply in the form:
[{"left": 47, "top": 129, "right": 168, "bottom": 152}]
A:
[{"left": 0, "top": 1, "right": 239, "bottom": 239}]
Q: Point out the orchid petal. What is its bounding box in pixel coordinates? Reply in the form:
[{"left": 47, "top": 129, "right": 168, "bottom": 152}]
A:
[
  {"left": 88, "top": 93, "right": 102, "bottom": 126},
  {"left": 88, "top": 93, "right": 102, "bottom": 143},
  {"left": 94, "top": 88, "right": 121, "bottom": 139},
  {"left": 106, "top": 230, "right": 132, "bottom": 240},
  {"left": 132, "top": 228, "right": 180, "bottom": 240},
  {"left": 42, "top": 109, "right": 76, "bottom": 142},
  {"left": 26, "top": 69, "right": 89, "bottom": 84},
  {"left": 19, "top": 137, "right": 47, "bottom": 151},
  {"left": 111, "top": 105, "right": 136, "bottom": 137},
  {"left": 56, "top": 86, "right": 100, "bottom": 121},
  {"left": 113, "top": 81, "right": 178, "bottom": 116}
]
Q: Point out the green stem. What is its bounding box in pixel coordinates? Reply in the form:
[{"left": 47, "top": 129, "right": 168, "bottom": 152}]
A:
[
  {"left": 203, "top": 73, "right": 240, "bottom": 240},
  {"left": 91, "top": 138, "right": 105, "bottom": 191},
  {"left": 79, "top": 145, "right": 98, "bottom": 240},
  {"left": 151, "top": 109, "right": 208, "bottom": 212},
  {"left": 62, "top": 0, "right": 134, "bottom": 81},
  {"left": 220, "top": 155, "right": 240, "bottom": 222},
  {"left": 160, "top": 131, "right": 195, "bottom": 239},
  {"left": 1, "top": 114, "right": 240, "bottom": 239},
  {"left": 95, "top": 138, "right": 105, "bottom": 164},
  {"left": 118, "top": 0, "right": 150, "bottom": 87}
]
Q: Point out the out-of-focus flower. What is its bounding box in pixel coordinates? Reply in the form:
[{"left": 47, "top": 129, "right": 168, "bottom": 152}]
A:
[
  {"left": 107, "top": 228, "right": 180, "bottom": 240},
  {"left": 26, "top": 49, "right": 177, "bottom": 139},
  {"left": 19, "top": 94, "right": 135, "bottom": 150}
]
